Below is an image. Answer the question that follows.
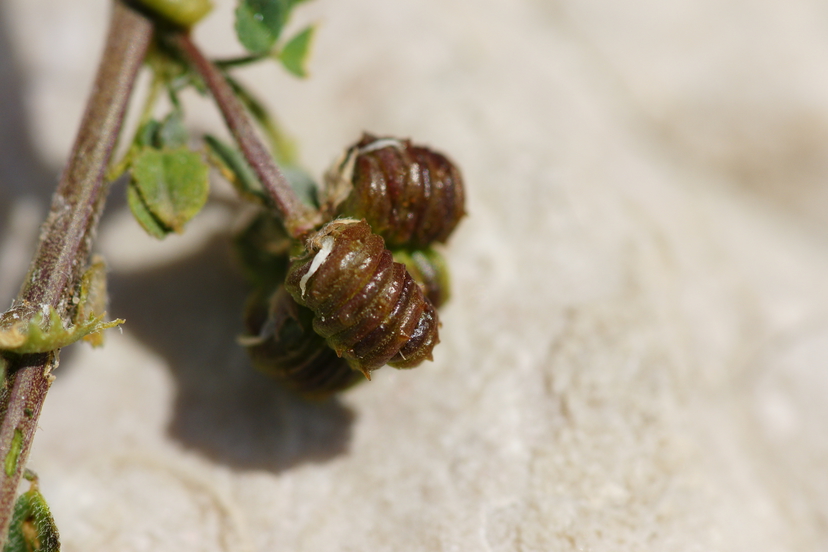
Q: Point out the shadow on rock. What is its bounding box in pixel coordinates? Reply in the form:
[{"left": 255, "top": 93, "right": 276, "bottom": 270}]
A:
[
  {"left": 107, "top": 231, "right": 354, "bottom": 472},
  {"left": 0, "top": 4, "right": 60, "bottom": 305}
]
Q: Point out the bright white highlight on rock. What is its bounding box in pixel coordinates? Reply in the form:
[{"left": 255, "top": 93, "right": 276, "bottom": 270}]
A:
[{"left": 300, "top": 236, "right": 335, "bottom": 297}]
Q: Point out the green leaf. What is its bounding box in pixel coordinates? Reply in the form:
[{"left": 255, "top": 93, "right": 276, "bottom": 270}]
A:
[
  {"left": 0, "top": 306, "right": 124, "bottom": 355},
  {"left": 127, "top": 182, "right": 171, "bottom": 239},
  {"left": 235, "top": 0, "right": 289, "bottom": 53},
  {"left": 279, "top": 25, "right": 314, "bottom": 78},
  {"left": 131, "top": 147, "right": 210, "bottom": 233},
  {"left": 4, "top": 481, "right": 60, "bottom": 552}
]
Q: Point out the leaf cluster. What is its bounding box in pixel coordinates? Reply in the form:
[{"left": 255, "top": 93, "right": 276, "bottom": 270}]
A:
[
  {"left": 235, "top": 0, "right": 315, "bottom": 77},
  {"left": 118, "top": 0, "right": 316, "bottom": 241}
]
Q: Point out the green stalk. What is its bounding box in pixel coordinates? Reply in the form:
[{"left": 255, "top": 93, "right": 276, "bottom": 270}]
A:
[{"left": 173, "top": 33, "right": 321, "bottom": 238}]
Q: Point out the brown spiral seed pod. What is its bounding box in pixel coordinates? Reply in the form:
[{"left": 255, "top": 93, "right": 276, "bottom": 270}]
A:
[
  {"left": 242, "top": 286, "right": 363, "bottom": 398},
  {"left": 284, "top": 218, "right": 440, "bottom": 377},
  {"left": 323, "top": 133, "right": 466, "bottom": 248}
]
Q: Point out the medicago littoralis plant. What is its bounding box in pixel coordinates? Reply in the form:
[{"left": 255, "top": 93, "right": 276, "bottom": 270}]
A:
[{"left": 0, "top": 0, "right": 465, "bottom": 546}]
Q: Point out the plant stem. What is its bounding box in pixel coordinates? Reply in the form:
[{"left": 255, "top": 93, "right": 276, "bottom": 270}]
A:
[
  {"left": 173, "top": 33, "right": 321, "bottom": 238},
  {"left": 106, "top": 70, "right": 165, "bottom": 183},
  {"left": 213, "top": 53, "right": 269, "bottom": 69},
  {"left": 0, "top": 1, "right": 152, "bottom": 543}
]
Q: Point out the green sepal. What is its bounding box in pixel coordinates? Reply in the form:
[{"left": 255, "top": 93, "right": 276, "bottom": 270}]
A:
[
  {"left": 278, "top": 25, "right": 314, "bottom": 78},
  {"left": 130, "top": 146, "right": 210, "bottom": 234}
]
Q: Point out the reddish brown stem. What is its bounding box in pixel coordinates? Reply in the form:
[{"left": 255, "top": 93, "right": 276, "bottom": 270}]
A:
[
  {"left": 0, "top": 1, "right": 152, "bottom": 543},
  {"left": 173, "top": 33, "right": 321, "bottom": 238}
]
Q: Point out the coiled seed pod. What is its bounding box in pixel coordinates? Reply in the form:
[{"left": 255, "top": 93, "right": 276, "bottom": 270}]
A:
[
  {"left": 242, "top": 286, "right": 362, "bottom": 398},
  {"left": 285, "top": 218, "right": 440, "bottom": 377},
  {"left": 323, "top": 134, "right": 466, "bottom": 248}
]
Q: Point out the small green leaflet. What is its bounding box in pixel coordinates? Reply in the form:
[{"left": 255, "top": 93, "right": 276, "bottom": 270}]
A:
[
  {"left": 129, "top": 147, "right": 209, "bottom": 236},
  {"left": 235, "top": 0, "right": 310, "bottom": 53},
  {"left": 3, "top": 480, "right": 60, "bottom": 552},
  {"left": 235, "top": 0, "right": 288, "bottom": 53},
  {"left": 279, "top": 25, "right": 314, "bottom": 78}
]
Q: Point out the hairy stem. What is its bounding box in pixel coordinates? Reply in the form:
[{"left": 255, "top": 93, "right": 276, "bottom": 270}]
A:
[
  {"left": 0, "top": 1, "right": 152, "bottom": 543},
  {"left": 173, "top": 33, "right": 321, "bottom": 238}
]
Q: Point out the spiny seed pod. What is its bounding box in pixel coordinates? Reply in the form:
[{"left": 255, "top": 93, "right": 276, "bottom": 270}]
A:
[
  {"left": 323, "top": 133, "right": 466, "bottom": 248},
  {"left": 285, "top": 218, "right": 440, "bottom": 377},
  {"left": 392, "top": 248, "right": 451, "bottom": 309},
  {"left": 242, "top": 287, "right": 362, "bottom": 398}
]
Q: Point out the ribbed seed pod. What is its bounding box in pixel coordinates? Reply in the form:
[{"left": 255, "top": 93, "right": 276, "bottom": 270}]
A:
[
  {"left": 392, "top": 248, "right": 451, "bottom": 308},
  {"left": 242, "top": 286, "right": 363, "bottom": 398},
  {"left": 323, "top": 133, "right": 466, "bottom": 248},
  {"left": 285, "top": 218, "right": 440, "bottom": 376}
]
